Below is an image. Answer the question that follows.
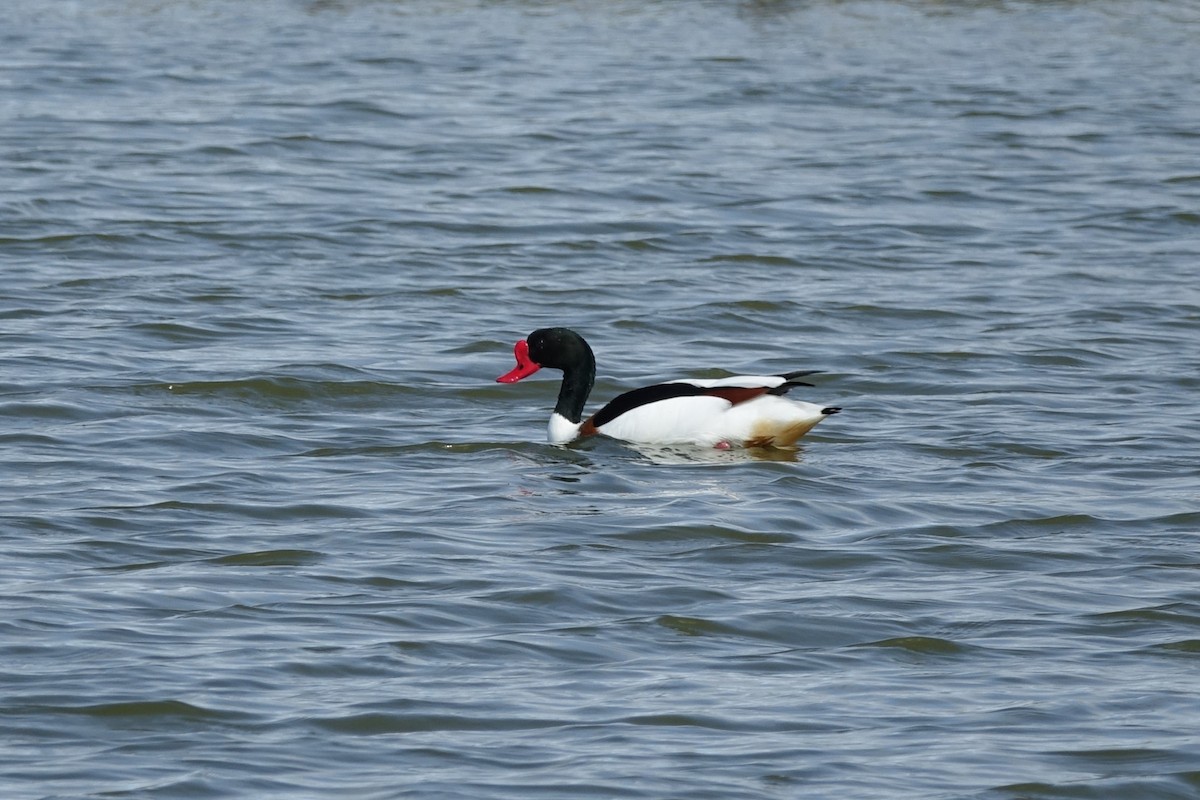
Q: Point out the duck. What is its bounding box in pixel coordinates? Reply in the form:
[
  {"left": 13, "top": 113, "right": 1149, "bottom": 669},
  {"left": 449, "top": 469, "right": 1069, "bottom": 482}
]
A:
[{"left": 496, "top": 327, "right": 840, "bottom": 449}]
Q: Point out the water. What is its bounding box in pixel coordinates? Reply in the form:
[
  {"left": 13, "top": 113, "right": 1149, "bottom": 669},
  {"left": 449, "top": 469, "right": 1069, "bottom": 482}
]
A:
[{"left": 3, "top": 1, "right": 1200, "bottom": 798}]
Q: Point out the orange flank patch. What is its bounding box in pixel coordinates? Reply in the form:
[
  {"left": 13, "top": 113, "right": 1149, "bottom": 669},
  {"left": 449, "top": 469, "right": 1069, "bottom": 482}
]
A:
[{"left": 706, "top": 386, "right": 770, "bottom": 406}]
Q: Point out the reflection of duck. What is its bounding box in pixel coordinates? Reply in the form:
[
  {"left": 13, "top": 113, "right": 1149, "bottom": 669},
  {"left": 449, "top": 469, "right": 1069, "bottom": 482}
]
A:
[{"left": 496, "top": 327, "right": 840, "bottom": 448}]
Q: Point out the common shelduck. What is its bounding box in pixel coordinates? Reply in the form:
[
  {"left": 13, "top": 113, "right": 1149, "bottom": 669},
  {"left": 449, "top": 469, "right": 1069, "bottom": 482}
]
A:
[{"left": 496, "top": 327, "right": 840, "bottom": 449}]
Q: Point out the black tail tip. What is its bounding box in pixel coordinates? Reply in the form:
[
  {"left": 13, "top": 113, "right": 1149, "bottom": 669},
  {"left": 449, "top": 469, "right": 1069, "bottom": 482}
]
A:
[{"left": 821, "top": 407, "right": 842, "bottom": 415}]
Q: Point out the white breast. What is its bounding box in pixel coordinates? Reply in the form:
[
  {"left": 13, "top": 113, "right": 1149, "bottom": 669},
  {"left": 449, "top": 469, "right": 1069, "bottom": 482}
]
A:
[{"left": 548, "top": 413, "right": 583, "bottom": 445}]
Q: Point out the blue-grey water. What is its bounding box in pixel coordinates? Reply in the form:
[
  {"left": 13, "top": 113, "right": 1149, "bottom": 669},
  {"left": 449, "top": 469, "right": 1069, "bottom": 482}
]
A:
[{"left": 3, "top": 1, "right": 1200, "bottom": 798}]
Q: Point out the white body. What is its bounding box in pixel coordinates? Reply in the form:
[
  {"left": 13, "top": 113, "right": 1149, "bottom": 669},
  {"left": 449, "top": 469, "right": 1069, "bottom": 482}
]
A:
[{"left": 548, "top": 377, "right": 834, "bottom": 448}]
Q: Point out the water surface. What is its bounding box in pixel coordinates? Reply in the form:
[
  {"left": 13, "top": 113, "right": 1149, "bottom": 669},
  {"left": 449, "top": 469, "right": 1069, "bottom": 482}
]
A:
[{"left": 2, "top": 1, "right": 1199, "bottom": 798}]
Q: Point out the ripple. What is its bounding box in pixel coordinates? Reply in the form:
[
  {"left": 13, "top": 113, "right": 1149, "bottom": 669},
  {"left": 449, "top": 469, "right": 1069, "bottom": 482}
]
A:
[
  {"left": 208, "top": 549, "right": 326, "bottom": 567},
  {"left": 160, "top": 376, "right": 416, "bottom": 408},
  {"left": 4, "top": 2, "right": 1200, "bottom": 799},
  {"left": 855, "top": 636, "right": 973, "bottom": 656},
  {"left": 615, "top": 524, "right": 798, "bottom": 545},
  {"left": 312, "top": 711, "right": 560, "bottom": 735},
  {"left": 60, "top": 699, "right": 239, "bottom": 721}
]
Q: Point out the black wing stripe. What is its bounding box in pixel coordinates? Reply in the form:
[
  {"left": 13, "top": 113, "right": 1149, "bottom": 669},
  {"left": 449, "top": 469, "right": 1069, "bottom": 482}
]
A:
[{"left": 769, "top": 370, "right": 820, "bottom": 395}]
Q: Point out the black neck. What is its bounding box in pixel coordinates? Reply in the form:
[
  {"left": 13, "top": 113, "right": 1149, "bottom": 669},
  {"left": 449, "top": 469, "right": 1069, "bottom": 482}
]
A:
[
  {"left": 526, "top": 327, "right": 597, "bottom": 424},
  {"left": 554, "top": 357, "right": 595, "bottom": 423}
]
